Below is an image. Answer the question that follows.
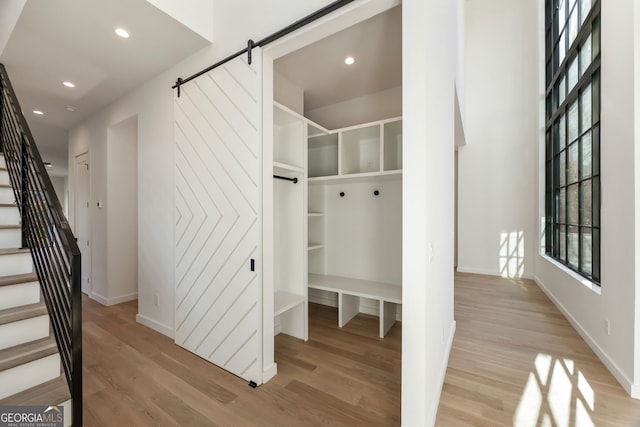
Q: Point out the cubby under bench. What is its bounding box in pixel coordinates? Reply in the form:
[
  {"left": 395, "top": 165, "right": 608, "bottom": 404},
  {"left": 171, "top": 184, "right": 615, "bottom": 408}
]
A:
[{"left": 308, "top": 273, "right": 402, "bottom": 338}]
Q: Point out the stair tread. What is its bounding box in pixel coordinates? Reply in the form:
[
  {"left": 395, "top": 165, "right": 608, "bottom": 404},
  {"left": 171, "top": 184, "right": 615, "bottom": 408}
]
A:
[
  {"left": 0, "top": 203, "right": 17, "bottom": 207},
  {"left": 0, "top": 334, "right": 57, "bottom": 371},
  {"left": 0, "top": 301, "right": 47, "bottom": 326},
  {"left": 0, "top": 272, "right": 38, "bottom": 287},
  {"left": 0, "top": 224, "right": 20, "bottom": 229},
  {"left": 0, "top": 247, "right": 29, "bottom": 256},
  {"left": 0, "top": 374, "right": 69, "bottom": 406}
]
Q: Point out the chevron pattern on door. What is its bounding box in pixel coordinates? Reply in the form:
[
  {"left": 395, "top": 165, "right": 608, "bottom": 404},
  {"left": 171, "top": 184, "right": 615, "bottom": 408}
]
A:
[{"left": 174, "top": 52, "right": 262, "bottom": 384}]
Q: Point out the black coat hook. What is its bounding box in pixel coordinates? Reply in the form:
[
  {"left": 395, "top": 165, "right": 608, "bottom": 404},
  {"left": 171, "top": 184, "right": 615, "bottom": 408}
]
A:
[
  {"left": 339, "top": 192, "right": 345, "bottom": 197},
  {"left": 373, "top": 190, "right": 380, "bottom": 196}
]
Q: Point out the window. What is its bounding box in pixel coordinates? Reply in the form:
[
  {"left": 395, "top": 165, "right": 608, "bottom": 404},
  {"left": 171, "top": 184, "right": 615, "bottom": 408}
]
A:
[{"left": 545, "top": 0, "right": 600, "bottom": 284}]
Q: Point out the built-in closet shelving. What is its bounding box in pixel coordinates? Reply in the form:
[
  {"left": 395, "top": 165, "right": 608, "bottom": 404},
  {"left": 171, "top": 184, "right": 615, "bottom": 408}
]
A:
[
  {"left": 308, "top": 117, "right": 403, "bottom": 184},
  {"left": 273, "top": 103, "right": 307, "bottom": 340},
  {"left": 306, "top": 115, "right": 403, "bottom": 337},
  {"left": 272, "top": 100, "right": 403, "bottom": 339}
]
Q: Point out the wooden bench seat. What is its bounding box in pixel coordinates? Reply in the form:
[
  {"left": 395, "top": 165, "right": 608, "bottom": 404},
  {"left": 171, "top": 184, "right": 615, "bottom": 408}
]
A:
[{"left": 308, "top": 273, "right": 401, "bottom": 337}]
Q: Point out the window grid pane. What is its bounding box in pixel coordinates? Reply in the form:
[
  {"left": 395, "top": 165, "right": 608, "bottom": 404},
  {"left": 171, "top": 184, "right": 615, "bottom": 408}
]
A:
[{"left": 545, "top": 1, "right": 600, "bottom": 284}]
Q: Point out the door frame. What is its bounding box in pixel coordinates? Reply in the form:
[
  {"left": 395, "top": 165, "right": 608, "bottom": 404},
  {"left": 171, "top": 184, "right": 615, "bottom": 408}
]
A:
[
  {"left": 73, "top": 152, "right": 91, "bottom": 296},
  {"left": 260, "top": 0, "right": 402, "bottom": 383}
]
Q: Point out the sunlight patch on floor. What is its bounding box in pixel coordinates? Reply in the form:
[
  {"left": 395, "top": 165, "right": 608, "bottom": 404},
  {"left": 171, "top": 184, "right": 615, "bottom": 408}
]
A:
[{"left": 515, "top": 353, "right": 595, "bottom": 427}]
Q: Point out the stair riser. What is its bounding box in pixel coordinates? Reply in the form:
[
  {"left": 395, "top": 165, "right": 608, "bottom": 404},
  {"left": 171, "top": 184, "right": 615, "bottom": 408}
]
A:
[
  {"left": 0, "top": 171, "right": 9, "bottom": 187},
  {"left": 0, "top": 206, "right": 19, "bottom": 226},
  {"left": 0, "top": 315, "right": 49, "bottom": 350},
  {"left": 0, "top": 187, "right": 15, "bottom": 205},
  {"left": 0, "top": 353, "right": 60, "bottom": 400},
  {"left": 0, "top": 281, "right": 40, "bottom": 311},
  {"left": 0, "top": 157, "right": 6, "bottom": 168},
  {"left": 0, "top": 252, "right": 32, "bottom": 276},
  {"left": 0, "top": 228, "right": 21, "bottom": 249}
]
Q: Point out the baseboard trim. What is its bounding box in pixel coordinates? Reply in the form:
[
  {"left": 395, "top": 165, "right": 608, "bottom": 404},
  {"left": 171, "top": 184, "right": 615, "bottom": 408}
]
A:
[
  {"left": 427, "top": 319, "right": 457, "bottom": 426},
  {"left": 456, "top": 266, "right": 534, "bottom": 280},
  {"left": 90, "top": 292, "right": 137, "bottom": 306},
  {"left": 533, "top": 275, "right": 640, "bottom": 399},
  {"left": 136, "top": 314, "right": 174, "bottom": 338}
]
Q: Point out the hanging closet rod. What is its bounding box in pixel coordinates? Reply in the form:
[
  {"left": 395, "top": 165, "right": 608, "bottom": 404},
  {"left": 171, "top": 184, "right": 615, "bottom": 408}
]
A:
[
  {"left": 172, "top": 0, "right": 355, "bottom": 94},
  {"left": 274, "top": 175, "right": 298, "bottom": 184}
]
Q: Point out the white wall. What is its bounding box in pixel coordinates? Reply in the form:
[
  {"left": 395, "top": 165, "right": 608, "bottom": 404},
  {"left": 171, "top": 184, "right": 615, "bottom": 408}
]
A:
[
  {"left": 145, "top": 0, "right": 214, "bottom": 42},
  {"left": 325, "top": 179, "right": 402, "bottom": 284},
  {"left": 306, "top": 86, "right": 401, "bottom": 130},
  {"left": 0, "top": 0, "right": 25, "bottom": 56},
  {"left": 536, "top": 1, "right": 640, "bottom": 397},
  {"left": 48, "top": 175, "right": 68, "bottom": 217},
  {"left": 402, "top": 0, "right": 456, "bottom": 425},
  {"left": 457, "top": 0, "right": 538, "bottom": 279},
  {"left": 274, "top": 71, "right": 304, "bottom": 115},
  {"left": 106, "top": 116, "right": 138, "bottom": 304}
]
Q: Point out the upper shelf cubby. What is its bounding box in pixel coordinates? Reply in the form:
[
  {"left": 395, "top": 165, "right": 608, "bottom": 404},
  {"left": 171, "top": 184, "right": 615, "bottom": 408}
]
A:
[
  {"left": 308, "top": 117, "right": 402, "bottom": 183},
  {"left": 274, "top": 104, "right": 305, "bottom": 170}
]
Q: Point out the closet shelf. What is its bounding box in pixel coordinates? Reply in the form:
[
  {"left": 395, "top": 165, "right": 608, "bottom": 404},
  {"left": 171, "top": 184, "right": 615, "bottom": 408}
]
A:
[
  {"left": 274, "top": 162, "right": 305, "bottom": 174},
  {"left": 274, "top": 291, "right": 305, "bottom": 317},
  {"left": 307, "top": 243, "right": 324, "bottom": 251},
  {"left": 308, "top": 170, "right": 402, "bottom": 185},
  {"left": 308, "top": 212, "right": 324, "bottom": 217}
]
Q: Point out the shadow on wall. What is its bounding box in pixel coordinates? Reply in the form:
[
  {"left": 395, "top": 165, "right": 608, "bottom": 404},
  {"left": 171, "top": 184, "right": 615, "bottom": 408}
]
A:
[
  {"left": 515, "top": 353, "right": 595, "bottom": 426},
  {"left": 500, "top": 231, "right": 524, "bottom": 278}
]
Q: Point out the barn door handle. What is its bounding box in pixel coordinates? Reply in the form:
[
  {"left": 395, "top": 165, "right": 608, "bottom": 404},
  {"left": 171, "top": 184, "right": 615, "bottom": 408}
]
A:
[{"left": 250, "top": 259, "right": 255, "bottom": 272}]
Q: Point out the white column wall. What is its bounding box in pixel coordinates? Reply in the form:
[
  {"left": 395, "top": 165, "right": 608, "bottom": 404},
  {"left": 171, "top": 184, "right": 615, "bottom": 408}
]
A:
[
  {"left": 535, "top": 1, "right": 639, "bottom": 396},
  {"left": 457, "top": 0, "right": 538, "bottom": 280},
  {"left": 402, "top": 0, "right": 456, "bottom": 425}
]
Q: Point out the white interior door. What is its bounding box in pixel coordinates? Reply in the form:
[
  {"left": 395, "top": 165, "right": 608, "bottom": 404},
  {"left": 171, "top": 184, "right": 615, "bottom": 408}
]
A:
[
  {"left": 74, "top": 153, "right": 91, "bottom": 295},
  {"left": 174, "top": 50, "right": 262, "bottom": 384}
]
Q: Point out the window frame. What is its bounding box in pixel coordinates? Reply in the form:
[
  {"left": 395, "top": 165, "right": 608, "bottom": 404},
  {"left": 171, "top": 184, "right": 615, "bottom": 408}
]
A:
[{"left": 544, "top": 0, "right": 601, "bottom": 285}]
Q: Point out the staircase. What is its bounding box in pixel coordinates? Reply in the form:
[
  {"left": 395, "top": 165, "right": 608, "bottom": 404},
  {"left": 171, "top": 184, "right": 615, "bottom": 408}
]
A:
[{"left": 0, "top": 155, "right": 71, "bottom": 424}]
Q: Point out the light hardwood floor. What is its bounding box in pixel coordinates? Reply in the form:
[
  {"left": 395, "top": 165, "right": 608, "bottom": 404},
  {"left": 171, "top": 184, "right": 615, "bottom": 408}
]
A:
[
  {"left": 82, "top": 297, "right": 401, "bottom": 426},
  {"left": 437, "top": 273, "right": 640, "bottom": 426},
  {"left": 82, "top": 273, "right": 640, "bottom": 426}
]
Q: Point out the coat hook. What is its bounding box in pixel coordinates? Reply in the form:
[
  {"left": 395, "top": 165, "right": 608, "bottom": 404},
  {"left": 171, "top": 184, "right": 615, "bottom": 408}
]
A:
[
  {"left": 373, "top": 190, "right": 380, "bottom": 196},
  {"left": 339, "top": 192, "right": 345, "bottom": 197}
]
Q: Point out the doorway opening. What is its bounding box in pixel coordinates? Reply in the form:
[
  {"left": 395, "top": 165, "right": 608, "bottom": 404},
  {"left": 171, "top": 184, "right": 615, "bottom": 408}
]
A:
[
  {"left": 264, "top": 2, "right": 402, "bottom": 422},
  {"left": 73, "top": 152, "right": 91, "bottom": 295}
]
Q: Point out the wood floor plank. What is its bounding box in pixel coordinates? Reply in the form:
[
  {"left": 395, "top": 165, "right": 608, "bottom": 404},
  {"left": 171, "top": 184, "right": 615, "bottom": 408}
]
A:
[
  {"left": 82, "top": 296, "right": 401, "bottom": 426},
  {"left": 436, "top": 273, "right": 640, "bottom": 426},
  {"left": 81, "top": 272, "right": 640, "bottom": 426}
]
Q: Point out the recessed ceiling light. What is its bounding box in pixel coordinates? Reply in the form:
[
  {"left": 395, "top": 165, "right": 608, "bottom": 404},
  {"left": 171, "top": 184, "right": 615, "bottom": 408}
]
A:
[
  {"left": 44, "top": 162, "right": 53, "bottom": 168},
  {"left": 63, "top": 81, "right": 75, "bottom": 88},
  {"left": 65, "top": 105, "right": 77, "bottom": 112},
  {"left": 344, "top": 56, "right": 355, "bottom": 65},
  {"left": 115, "top": 28, "right": 130, "bottom": 38},
  {"left": 33, "top": 110, "right": 44, "bottom": 115}
]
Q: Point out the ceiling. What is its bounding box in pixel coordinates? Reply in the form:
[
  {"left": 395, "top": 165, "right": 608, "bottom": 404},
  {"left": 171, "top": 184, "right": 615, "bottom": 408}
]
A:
[
  {"left": 274, "top": 5, "right": 402, "bottom": 113},
  {"left": 0, "top": 0, "right": 209, "bottom": 175}
]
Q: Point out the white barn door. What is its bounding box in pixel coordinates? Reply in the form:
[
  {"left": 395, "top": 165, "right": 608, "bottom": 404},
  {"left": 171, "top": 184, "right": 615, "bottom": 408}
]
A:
[{"left": 174, "top": 51, "right": 262, "bottom": 384}]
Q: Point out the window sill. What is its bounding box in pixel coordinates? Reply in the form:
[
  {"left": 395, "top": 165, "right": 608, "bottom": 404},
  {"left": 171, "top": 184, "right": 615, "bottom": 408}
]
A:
[{"left": 539, "top": 254, "right": 601, "bottom": 295}]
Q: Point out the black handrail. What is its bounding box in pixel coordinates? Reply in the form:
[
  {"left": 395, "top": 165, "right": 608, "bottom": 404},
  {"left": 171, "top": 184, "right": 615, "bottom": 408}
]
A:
[{"left": 0, "top": 64, "right": 82, "bottom": 426}]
